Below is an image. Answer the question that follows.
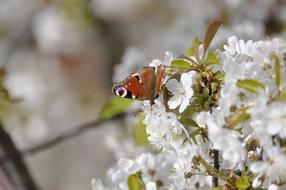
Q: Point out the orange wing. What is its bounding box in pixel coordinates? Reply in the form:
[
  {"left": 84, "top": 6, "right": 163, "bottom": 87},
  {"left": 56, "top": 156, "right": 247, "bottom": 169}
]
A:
[
  {"left": 154, "top": 65, "right": 165, "bottom": 96},
  {"left": 138, "top": 67, "right": 156, "bottom": 100},
  {"left": 124, "top": 76, "right": 145, "bottom": 98}
]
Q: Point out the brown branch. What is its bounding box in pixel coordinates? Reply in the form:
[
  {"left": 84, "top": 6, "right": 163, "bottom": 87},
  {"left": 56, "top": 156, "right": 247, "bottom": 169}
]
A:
[
  {"left": 0, "top": 168, "right": 16, "bottom": 190},
  {"left": 0, "top": 124, "right": 39, "bottom": 190},
  {"left": 213, "top": 149, "right": 220, "bottom": 187},
  {"left": 0, "top": 113, "right": 126, "bottom": 165}
]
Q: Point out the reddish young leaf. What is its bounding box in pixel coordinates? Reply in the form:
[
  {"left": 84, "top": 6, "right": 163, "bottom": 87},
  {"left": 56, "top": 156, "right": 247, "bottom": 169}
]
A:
[{"left": 203, "top": 20, "right": 223, "bottom": 57}]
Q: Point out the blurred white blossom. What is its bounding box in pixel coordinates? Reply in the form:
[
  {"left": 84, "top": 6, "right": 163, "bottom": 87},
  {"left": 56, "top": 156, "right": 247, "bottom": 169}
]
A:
[
  {"left": 33, "top": 6, "right": 85, "bottom": 54},
  {"left": 91, "top": 0, "right": 152, "bottom": 22},
  {"left": 113, "top": 47, "right": 145, "bottom": 82}
]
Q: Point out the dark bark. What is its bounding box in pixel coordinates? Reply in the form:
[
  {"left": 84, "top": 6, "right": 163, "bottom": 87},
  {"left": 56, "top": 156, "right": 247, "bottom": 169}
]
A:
[
  {"left": 0, "top": 125, "right": 38, "bottom": 190},
  {"left": 212, "top": 149, "right": 219, "bottom": 187},
  {"left": 0, "top": 113, "right": 126, "bottom": 165}
]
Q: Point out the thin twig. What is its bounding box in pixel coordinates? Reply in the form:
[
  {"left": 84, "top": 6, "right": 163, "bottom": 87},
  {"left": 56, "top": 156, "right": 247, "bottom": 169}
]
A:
[
  {"left": 0, "top": 168, "right": 15, "bottom": 190},
  {"left": 196, "top": 156, "right": 234, "bottom": 187},
  {"left": 208, "top": 106, "right": 219, "bottom": 187},
  {"left": 213, "top": 149, "right": 220, "bottom": 187},
  {"left": 0, "top": 113, "right": 126, "bottom": 165},
  {"left": 0, "top": 124, "right": 39, "bottom": 190}
]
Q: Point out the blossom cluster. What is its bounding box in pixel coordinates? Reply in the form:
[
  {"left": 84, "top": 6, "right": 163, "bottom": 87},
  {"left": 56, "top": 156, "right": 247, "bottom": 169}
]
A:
[
  {"left": 1, "top": 0, "right": 286, "bottom": 189},
  {"left": 94, "top": 35, "right": 286, "bottom": 190}
]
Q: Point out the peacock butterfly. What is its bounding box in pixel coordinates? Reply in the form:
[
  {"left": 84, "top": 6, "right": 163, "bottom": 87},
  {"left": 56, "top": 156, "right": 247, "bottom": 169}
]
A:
[{"left": 112, "top": 65, "right": 165, "bottom": 103}]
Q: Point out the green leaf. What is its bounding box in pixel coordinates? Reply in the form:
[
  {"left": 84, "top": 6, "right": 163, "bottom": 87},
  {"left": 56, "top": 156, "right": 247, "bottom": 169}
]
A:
[
  {"left": 186, "top": 37, "right": 200, "bottom": 57},
  {"left": 236, "top": 79, "right": 265, "bottom": 94},
  {"left": 192, "top": 37, "right": 200, "bottom": 49},
  {"left": 181, "top": 118, "right": 200, "bottom": 128},
  {"left": 186, "top": 47, "right": 195, "bottom": 56},
  {"left": 235, "top": 175, "right": 250, "bottom": 190},
  {"left": 128, "top": 174, "right": 143, "bottom": 190},
  {"left": 189, "top": 128, "right": 204, "bottom": 144},
  {"left": 226, "top": 107, "right": 250, "bottom": 128},
  {"left": 100, "top": 96, "right": 133, "bottom": 119},
  {"left": 276, "top": 89, "right": 286, "bottom": 101},
  {"left": 205, "top": 52, "right": 221, "bottom": 65},
  {"left": 203, "top": 20, "right": 223, "bottom": 56},
  {"left": 271, "top": 53, "right": 281, "bottom": 89},
  {"left": 211, "top": 71, "right": 224, "bottom": 82},
  {"left": 193, "top": 37, "right": 201, "bottom": 62},
  {"left": 182, "top": 128, "right": 204, "bottom": 145},
  {"left": 170, "top": 59, "right": 192, "bottom": 69},
  {"left": 132, "top": 121, "right": 148, "bottom": 146}
]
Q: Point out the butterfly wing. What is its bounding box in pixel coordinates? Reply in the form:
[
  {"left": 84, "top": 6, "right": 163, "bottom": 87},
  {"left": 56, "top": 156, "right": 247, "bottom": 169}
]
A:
[
  {"left": 154, "top": 65, "right": 165, "bottom": 96},
  {"left": 124, "top": 76, "right": 145, "bottom": 99},
  {"left": 112, "top": 65, "right": 165, "bottom": 102},
  {"left": 137, "top": 66, "right": 156, "bottom": 100}
]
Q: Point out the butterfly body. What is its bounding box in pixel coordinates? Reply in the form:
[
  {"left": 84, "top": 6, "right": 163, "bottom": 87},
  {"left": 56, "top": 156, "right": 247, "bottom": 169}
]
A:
[{"left": 112, "top": 65, "right": 165, "bottom": 102}]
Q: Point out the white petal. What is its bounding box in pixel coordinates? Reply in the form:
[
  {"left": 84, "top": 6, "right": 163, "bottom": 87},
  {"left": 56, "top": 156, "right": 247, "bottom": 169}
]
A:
[
  {"left": 250, "top": 161, "right": 267, "bottom": 173},
  {"left": 252, "top": 175, "right": 262, "bottom": 188},
  {"left": 117, "top": 159, "right": 139, "bottom": 173},
  {"left": 239, "top": 39, "right": 245, "bottom": 53},
  {"left": 164, "top": 51, "right": 173, "bottom": 65},
  {"left": 185, "top": 87, "right": 194, "bottom": 98},
  {"left": 246, "top": 40, "right": 253, "bottom": 49},
  {"left": 166, "top": 79, "right": 184, "bottom": 94},
  {"left": 91, "top": 179, "right": 107, "bottom": 190},
  {"left": 223, "top": 45, "right": 235, "bottom": 55},
  {"left": 168, "top": 95, "right": 183, "bottom": 109},
  {"left": 179, "top": 97, "right": 190, "bottom": 113},
  {"left": 198, "top": 44, "right": 204, "bottom": 59},
  {"left": 181, "top": 71, "right": 195, "bottom": 89},
  {"left": 228, "top": 36, "right": 238, "bottom": 50},
  {"left": 149, "top": 59, "right": 162, "bottom": 67},
  {"left": 146, "top": 182, "right": 157, "bottom": 190},
  {"left": 268, "top": 184, "right": 278, "bottom": 190},
  {"left": 267, "top": 122, "right": 281, "bottom": 135}
]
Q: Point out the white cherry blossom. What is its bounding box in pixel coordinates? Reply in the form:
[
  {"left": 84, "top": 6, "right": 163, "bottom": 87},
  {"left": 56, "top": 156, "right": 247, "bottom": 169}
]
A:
[
  {"left": 94, "top": 36, "right": 286, "bottom": 190},
  {"left": 166, "top": 71, "right": 195, "bottom": 113},
  {"left": 223, "top": 36, "right": 255, "bottom": 57}
]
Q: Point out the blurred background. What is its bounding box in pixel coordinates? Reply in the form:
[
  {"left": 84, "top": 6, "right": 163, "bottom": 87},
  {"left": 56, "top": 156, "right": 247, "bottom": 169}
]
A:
[{"left": 0, "top": 0, "right": 286, "bottom": 189}]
